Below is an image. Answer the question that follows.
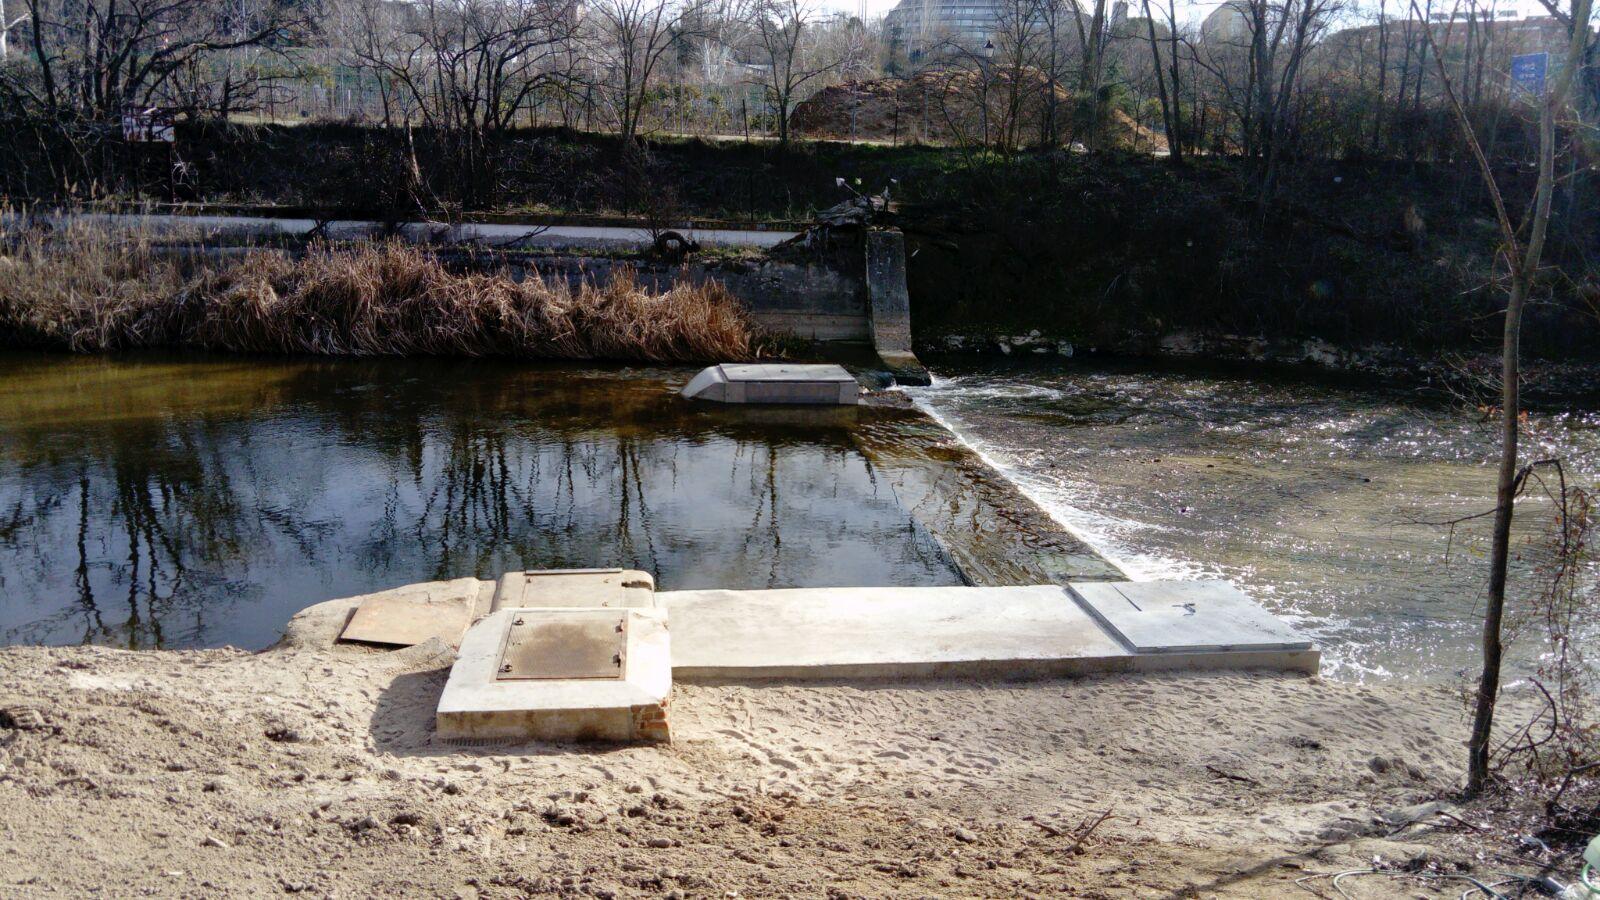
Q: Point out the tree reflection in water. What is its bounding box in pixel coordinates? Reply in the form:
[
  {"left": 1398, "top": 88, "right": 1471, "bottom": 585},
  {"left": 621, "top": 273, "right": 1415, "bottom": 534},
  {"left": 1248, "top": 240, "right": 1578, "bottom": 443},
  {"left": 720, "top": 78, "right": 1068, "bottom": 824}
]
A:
[{"left": 0, "top": 353, "right": 962, "bottom": 649}]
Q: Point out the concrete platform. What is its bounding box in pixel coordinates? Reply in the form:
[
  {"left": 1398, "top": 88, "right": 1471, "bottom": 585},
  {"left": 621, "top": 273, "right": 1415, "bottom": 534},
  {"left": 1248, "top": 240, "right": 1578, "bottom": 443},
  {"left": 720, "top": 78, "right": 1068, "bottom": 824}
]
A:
[
  {"left": 658, "top": 584, "right": 1319, "bottom": 680},
  {"left": 332, "top": 578, "right": 490, "bottom": 650},
  {"left": 435, "top": 608, "right": 672, "bottom": 743},
  {"left": 681, "top": 363, "right": 859, "bottom": 405},
  {"left": 490, "top": 569, "right": 655, "bottom": 612}
]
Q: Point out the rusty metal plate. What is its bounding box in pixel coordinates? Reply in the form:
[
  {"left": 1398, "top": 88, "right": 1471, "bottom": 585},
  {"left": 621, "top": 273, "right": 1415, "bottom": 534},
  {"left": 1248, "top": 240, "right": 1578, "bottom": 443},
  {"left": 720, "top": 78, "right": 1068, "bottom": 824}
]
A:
[
  {"left": 496, "top": 611, "right": 626, "bottom": 681},
  {"left": 339, "top": 594, "right": 473, "bottom": 648}
]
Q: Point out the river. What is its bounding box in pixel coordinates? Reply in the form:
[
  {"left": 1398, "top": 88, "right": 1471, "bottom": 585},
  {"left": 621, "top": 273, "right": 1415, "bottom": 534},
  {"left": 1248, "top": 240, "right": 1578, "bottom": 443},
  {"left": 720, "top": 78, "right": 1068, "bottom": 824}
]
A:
[
  {"left": 4, "top": 351, "right": 1596, "bottom": 680},
  {"left": 0, "top": 353, "right": 964, "bottom": 649},
  {"left": 909, "top": 357, "right": 1600, "bottom": 682}
]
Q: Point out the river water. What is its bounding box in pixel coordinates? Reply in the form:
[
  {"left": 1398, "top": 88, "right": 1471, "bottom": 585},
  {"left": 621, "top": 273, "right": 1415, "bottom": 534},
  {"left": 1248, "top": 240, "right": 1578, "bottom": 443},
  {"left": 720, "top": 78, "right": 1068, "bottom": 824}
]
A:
[
  {"left": 5, "top": 351, "right": 1597, "bottom": 680},
  {"left": 0, "top": 353, "right": 963, "bottom": 649},
  {"left": 909, "top": 357, "right": 1600, "bottom": 682}
]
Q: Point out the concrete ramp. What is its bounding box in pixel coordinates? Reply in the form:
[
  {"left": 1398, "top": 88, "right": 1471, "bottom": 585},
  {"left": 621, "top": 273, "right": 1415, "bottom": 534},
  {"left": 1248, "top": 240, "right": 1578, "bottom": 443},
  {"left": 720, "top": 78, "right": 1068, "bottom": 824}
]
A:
[{"left": 1069, "top": 581, "right": 1313, "bottom": 654}]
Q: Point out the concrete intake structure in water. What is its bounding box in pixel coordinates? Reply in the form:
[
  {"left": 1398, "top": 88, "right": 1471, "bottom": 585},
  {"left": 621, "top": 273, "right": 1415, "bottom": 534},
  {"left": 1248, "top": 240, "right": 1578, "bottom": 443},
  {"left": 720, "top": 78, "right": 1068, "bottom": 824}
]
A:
[{"left": 680, "top": 363, "right": 861, "bottom": 405}]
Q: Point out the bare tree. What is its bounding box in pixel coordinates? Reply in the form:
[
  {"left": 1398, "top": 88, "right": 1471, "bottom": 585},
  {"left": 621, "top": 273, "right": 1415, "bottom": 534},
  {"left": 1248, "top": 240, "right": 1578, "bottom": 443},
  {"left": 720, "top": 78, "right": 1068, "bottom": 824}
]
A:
[
  {"left": 1076, "top": 0, "right": 1109, "bottom": 146},
  {"left": 588, "top": 0, "right": 708, "bottom": 139},
  {"left": 1139, "top": 0, "right": 1184, "bottom": 161},
  {"left": 1404, "top": 0, "right": 1595, "bottom": 795},
  {"left": 340, "top": 0, "right": 580, "bottom": 200},
  {"left": 1, "top": 0, "right": 26, "bottom": 60},
  {"left": 1034, "top": 0, "right": 1080, "bottom": 145},
  {"left": 745, "top": 0, "right": 856, "bottom": 146},
  {"left": 988, "top": 0, "right": 1052, "bottom": 153},
  {"left": 3, "top": 0, "right": 306, "bottom": 123}
]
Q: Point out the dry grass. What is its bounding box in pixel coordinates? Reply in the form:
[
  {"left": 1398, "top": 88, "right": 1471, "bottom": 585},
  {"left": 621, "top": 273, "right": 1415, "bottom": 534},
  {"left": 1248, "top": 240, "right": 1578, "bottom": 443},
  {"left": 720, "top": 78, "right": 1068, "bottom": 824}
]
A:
[{"left": 0, "top": 221, "right": 757, "bottom": 363}]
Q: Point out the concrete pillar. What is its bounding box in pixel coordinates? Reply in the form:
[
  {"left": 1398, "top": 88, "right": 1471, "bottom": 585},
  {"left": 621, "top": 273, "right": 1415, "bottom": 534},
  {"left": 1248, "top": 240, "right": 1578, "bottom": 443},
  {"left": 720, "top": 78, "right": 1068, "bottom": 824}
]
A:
[{"left": 864, "top": 229, "right": 931, "bottom": 386}]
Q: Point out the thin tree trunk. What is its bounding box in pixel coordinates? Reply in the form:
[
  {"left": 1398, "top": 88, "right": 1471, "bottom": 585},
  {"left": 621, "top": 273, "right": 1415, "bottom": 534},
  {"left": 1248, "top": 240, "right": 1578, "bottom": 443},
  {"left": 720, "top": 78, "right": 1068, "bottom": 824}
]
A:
[
  {"left": 1407, "top": 0, "right": 1593, "bottom": 795},
  {"left": 1141, "top": 0, "right": 1177, "bottom": 161}
]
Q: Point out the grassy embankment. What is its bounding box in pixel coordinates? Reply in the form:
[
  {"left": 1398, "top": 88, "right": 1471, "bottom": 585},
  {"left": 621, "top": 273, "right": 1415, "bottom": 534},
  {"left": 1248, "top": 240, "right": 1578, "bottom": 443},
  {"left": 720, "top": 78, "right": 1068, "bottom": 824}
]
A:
[
  {"left": 0, "top": 222, "right": 756, "bottom": 363},
  {"left": 6, "top": 122, "right": 1598, "bottom": 363}
]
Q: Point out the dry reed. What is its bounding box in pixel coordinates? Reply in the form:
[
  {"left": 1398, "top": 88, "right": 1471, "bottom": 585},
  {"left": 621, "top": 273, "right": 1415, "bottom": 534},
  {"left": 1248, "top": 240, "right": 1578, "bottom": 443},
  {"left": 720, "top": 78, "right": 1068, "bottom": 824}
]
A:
[{"left": 0, "top": 221, "right": 757, "bottom": 363}]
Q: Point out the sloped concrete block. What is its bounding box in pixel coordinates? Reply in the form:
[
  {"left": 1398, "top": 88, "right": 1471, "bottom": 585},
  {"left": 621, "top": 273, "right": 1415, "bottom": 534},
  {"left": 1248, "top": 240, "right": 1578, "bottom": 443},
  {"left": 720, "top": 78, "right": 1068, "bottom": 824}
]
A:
[
  {"left": 681, "top": 364, "right": 858, "bottom": 405},
  {"left": 864, "top": 230, "right": 931, "bottom": 386},
  {"left": 436, "top": 608, "right": 671, "bottom": 743},
  {"left": 1068, "top": 580, "right": 1314, "bottom": 654}
]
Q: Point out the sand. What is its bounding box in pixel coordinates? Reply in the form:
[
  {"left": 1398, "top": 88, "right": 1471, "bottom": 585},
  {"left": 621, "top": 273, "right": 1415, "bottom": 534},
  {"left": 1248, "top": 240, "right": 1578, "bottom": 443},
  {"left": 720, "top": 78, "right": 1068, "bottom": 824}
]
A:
[{"left": 0, "top": 608, "right": 1539, "bottom": 900}]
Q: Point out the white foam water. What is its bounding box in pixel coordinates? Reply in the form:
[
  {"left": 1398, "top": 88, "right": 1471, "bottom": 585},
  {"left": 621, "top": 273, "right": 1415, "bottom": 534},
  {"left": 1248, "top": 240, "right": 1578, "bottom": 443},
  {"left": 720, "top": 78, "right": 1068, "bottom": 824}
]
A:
[
  {"left": 906, "top": 372, "right": 1381, "bottom": 681},
  {"left": 906, "top": 375, "right": 1202, "bottom": 584}
]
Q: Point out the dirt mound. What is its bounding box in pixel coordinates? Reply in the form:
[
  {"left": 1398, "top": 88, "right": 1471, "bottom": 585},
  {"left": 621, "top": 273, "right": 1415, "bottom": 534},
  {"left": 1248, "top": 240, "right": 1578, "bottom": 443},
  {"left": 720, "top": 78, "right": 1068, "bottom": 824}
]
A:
[{"left": 791, "top": 70, "right": 1165, "bottom": 151}]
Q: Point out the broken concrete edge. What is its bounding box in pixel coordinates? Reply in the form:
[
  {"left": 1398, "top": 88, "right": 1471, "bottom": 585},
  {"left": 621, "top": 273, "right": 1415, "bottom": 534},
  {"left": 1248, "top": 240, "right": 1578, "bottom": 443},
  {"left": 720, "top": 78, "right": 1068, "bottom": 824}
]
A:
[{"left": 435, "top": 608, "right": 672, "bottom": 743}]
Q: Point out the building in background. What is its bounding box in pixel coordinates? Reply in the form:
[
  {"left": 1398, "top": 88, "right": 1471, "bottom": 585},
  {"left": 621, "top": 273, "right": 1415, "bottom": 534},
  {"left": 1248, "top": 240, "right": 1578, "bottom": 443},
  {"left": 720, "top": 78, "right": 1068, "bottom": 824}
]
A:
[
  {"left": 885, "top": 0, "right": 1104, "bottom": 65},
  {"left": 884, "top": 0, "right": 1007, "bottom": 60}
]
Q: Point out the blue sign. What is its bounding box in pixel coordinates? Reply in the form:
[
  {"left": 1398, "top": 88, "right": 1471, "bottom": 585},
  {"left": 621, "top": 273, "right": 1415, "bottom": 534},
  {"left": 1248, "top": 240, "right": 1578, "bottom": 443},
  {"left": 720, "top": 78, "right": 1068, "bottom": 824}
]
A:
[{"left": 1511, "top": 52, "right": 1548, "bottom": 97}]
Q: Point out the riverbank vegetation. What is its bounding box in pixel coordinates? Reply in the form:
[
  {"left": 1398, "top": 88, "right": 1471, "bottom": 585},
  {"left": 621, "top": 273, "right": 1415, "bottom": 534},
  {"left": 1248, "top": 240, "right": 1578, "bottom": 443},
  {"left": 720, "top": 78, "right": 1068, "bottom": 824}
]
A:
[
  {"left": 0, "top": 224, "right": 757, "bottom": 362},
  {"left": 3, "top": 0, "right": 1600, "bottom": 370},
  {"left": 6, "top": 128, "right": 1599, "bottom": 363}
]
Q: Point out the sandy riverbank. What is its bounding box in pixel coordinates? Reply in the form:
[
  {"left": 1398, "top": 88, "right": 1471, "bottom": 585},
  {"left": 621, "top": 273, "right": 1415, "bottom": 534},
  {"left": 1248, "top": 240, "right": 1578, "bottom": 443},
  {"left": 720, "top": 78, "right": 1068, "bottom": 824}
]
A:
[{"left": 0, "top": 624, "right": 1534, "bottom": 899}]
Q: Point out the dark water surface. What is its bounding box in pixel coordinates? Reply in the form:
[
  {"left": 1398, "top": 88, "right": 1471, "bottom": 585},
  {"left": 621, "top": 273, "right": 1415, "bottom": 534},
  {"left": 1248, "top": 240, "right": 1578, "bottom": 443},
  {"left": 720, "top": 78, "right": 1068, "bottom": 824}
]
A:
[
  {"left": 0, "top": 353, "right": 962, "bottom": 649},
  {"left": 909, "top": 358, "right": 1600, "bottom": 681}
]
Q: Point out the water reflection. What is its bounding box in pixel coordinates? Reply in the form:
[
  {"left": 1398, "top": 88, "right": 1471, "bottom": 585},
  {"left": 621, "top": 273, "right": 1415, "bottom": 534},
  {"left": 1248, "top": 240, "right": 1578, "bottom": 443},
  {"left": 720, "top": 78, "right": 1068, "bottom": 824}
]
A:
[{"left": 0, "top": 353, "right": 962, "bottom": 649}]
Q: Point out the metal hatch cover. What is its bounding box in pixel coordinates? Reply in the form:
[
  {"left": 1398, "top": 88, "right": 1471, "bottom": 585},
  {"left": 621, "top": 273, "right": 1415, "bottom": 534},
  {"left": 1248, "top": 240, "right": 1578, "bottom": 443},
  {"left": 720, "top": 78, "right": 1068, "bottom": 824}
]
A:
[{"left": 496, "top": 611, "right": 627, "bottom": 681}]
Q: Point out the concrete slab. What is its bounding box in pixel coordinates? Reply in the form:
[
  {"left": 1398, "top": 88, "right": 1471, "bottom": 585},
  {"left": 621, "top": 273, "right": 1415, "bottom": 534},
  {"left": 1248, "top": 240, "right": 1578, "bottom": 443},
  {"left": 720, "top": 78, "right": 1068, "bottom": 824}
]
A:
[
  {"left": 1068, "top": 581, "right": 1314, "bottom": 653},
  {"left": 659, "top": 584, "right": 1319, "bottom": 679},
  {"left": 681, "top": 364, "right": 859, "bottom": 405},
  {"left": 334, "top": 579, "right": 484, "bottom": 649},
  {"left": 659, "top": 585, "right": 1125, "bottom": 679},
  {"left": 435, "top": 608, "right": 671, "bottom": 743},
  {"left": 490, "top": 569, "right": 655, "bottom": 612},
  {"left": 339, "top": 594, "right": 474, "bottom": 648}
]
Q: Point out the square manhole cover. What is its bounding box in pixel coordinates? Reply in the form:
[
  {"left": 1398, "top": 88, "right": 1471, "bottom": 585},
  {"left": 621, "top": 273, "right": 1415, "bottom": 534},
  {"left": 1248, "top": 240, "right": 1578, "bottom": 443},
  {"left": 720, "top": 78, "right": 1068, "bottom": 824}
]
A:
[{"left": 496, "top": 611, "right": 627, "bottom": 681}]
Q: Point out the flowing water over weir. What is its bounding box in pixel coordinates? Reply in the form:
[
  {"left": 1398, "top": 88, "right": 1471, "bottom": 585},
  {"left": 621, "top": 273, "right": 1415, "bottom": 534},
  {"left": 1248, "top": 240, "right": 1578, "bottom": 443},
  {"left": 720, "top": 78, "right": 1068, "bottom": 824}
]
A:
[{"left": 908, "top": 358, "right": 1600, "bottom": 682}]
